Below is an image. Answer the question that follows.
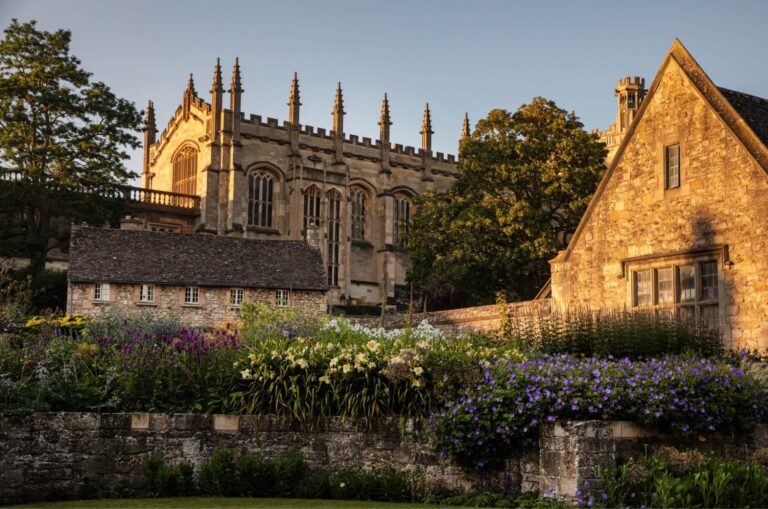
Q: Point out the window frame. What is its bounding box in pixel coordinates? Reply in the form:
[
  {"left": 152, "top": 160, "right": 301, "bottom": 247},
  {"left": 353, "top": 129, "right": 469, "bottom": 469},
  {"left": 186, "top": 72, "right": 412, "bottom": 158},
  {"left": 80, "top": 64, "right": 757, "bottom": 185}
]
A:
[
  {"left": 172, "top": 145, "right": 198, "bottom": 196},
  {"left": 184, "top": 286, "right": 200, "bottom": 305},
  {"left": 247, "top": 171, "right": 275, "bottom": 228},
  {"left": 139, "top": 284, "right": 155, "bottom": 303},
  {"left": 230, "top": 288, "right": 244, "bottom": 307},
  {"left": 93, "top": 283, "right": 110, "bottom": 302},
  {"left": 664, "top": 144, "right": 680, "bottom": 190},
  {"left": 350, "top": 187, "right": 368, "bottom": 241},
  {"left": 326, "top": 188, "right": 342, "bottom": 287},
  {"left": 393, "top": 194, "right": 412, "bottom": 247},
  {"left": 275, "top": 289, "right": 290, "bottom": 308},
  {"left": 303, "top": 185, "right": 322, "bottom": 233},
  {"left": 629, "top": 257, "right": 721, "bottom": 330}
]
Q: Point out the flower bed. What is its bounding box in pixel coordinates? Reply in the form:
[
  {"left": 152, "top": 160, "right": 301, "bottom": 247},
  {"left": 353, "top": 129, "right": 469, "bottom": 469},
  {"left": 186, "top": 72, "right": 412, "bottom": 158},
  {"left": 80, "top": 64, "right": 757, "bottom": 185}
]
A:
[{"left": 426, "top": 355, "right": 768, "bottom": 469}]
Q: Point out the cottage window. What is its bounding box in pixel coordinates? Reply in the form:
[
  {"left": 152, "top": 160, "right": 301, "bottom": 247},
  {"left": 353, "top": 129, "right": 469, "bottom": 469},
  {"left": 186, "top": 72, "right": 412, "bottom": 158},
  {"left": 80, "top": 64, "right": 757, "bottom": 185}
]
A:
[
  {"left": 393, "top": 195, "right": 411, "bottom": 247},
  {"left": 230, "top": 288, "right": 244, "bottom": 307},
  {"left": 665, "top": 144, "right": 680, "bottom": 189},
  {"left": 633, "top": 270, "right": 652, "bottom": 307},
  {"left": 631, "top": 260, "right": 720, "bottom": 330},
  {"left": 303, "top": 185, "right": 321, "bottom": 232},
  {"left": 139, "top": 284, "right": 155, "bottom": 303},
  {"left": 327, "top": 189, "right": 341, "bottom": 287},
  {"left": 93, "top": 283, "right": 110, "bottom": 302},
  {"left": 350, "top": 188, "right": 367, "bottom": 241},
  {"left": 172, "top": 146, "right": 197, "bottom": 195},
  {"left": 275, "top": 289, "right": 290, "bottom": 308},
  {"left": 248, "top": 171, "right": 274, "bottom": 228},
  {"left": 184, "top": 286, "right": 199, "bottom": 305}
]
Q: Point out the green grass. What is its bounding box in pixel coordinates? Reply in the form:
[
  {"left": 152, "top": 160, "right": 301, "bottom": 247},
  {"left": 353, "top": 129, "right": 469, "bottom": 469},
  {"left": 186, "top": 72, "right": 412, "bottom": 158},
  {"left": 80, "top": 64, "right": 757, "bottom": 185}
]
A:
[{"left": 8, "top": 497, "right": 470, "bottom": 509}]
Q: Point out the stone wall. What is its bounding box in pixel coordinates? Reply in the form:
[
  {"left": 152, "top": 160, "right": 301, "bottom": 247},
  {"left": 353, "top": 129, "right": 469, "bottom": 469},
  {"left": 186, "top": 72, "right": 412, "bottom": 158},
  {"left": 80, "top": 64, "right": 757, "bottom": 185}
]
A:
[
  {"left": 350, "top": 299, "right": 551, "bottom": 337},
  {"left": 68, "top": 283, "right": 326, "bottom": 326},
  {"left": 4, "top": 413, "right": 764, "bottom": 505}
]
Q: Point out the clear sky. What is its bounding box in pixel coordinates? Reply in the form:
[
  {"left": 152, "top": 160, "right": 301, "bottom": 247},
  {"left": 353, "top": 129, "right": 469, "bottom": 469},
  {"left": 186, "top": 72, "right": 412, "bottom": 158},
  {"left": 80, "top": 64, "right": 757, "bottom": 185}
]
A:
[{"left": 2, "top": 0, "right": 768, "bottom": 180}]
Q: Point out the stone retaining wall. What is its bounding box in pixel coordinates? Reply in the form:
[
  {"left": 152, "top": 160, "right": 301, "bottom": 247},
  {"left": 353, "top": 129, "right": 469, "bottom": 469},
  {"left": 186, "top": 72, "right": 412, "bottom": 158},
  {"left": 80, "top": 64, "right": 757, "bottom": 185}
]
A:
[
  {"left": 1, "top": 413, "right": 765, "bottom": 505},
  {"left": 350, "top": 299, "right": 551, "bottom": 336}
]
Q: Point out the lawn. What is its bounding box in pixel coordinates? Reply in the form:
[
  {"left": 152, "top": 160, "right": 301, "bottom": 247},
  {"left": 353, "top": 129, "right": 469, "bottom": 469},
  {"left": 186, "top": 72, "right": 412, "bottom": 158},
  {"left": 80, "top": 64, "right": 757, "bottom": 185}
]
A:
[{"left": 8, "top": 497, "right": 470, "bottom": 509}]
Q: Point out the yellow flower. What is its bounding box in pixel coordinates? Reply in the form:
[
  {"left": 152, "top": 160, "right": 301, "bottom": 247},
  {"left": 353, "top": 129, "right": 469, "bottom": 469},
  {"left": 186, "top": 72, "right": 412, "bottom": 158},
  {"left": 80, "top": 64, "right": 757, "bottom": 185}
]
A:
[
  {"left": 342, "top": 364, "right": 352, "bottom": 374},
  {"left": 366, "top": 340, "right": 380, "bottom": 353},
  {"left": 412, "top": 379, "right": 422, "bottom": 388},
  {"left": 296, "top": 358, "right": 308, "bottom": 369},
  {"left": 240, "top": 369, "right": 253, "bottom": 379},
  {"left": 413, "top": 366, "right": 424, "bottom": 376}
]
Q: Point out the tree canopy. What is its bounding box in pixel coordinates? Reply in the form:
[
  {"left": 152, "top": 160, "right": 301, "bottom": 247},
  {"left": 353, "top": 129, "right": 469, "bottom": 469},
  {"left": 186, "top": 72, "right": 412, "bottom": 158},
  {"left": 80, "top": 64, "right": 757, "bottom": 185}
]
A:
[
  {"left": 0, "top": 19, "right": 141, "bottom": 275},
  {"left": 408, "top": 98, "right": 606, "bottom": 309}
]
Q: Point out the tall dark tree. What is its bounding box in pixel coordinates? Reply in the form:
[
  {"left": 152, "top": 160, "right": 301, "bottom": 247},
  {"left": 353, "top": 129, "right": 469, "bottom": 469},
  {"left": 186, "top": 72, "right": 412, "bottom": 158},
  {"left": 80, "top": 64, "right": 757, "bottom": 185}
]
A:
[
  {"left": 409, "top": 98, "right": 606, "bottom": 309},
  {"left": 0, "top": 19, "right": 141, "bottom": 276}
]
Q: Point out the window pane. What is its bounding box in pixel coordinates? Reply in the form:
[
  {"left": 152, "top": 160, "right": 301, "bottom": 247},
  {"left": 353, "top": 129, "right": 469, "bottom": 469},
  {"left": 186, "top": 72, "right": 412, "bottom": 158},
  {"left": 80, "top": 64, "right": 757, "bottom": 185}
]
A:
[
  {"left": 634, "top": 270, "right": 652, "bottom": 307},
  {"left": 678, "top": 306, "right": 696, "bottom": 323},
  {"left": 700, "top": 304, "right": 719, "bottom": 331},
  {"left": 656, "top": 268, "right": 673, "bottom": 304},
  {"left": 699, "top": 261, "right": 718, "bottom": 301},
  {"left": 678, "top": 265, "right": 695, "bottom": 303},
  {"left": 666, "top": 145, "right": 680, "bottom": 189}
]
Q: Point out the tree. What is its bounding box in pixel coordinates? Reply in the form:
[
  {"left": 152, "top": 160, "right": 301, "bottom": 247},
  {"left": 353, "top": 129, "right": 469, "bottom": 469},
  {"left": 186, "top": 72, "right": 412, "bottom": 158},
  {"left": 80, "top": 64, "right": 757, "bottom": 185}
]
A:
[
  {"left": 0, "top": 19, "right": 141, "bottom": 276},
  {"left": 409, "top": 98, "right": 606, "bottom": 309}
]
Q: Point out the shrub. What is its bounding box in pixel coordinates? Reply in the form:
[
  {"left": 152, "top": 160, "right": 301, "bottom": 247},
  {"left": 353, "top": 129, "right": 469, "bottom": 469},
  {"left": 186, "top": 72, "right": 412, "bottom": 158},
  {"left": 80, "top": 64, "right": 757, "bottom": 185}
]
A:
[
  {"left": 198, "top": 448, "right": 237, "bottom": 496},
  {"left": 329, "top": 467, "right": 412, "bottom": 502},
  {"left": 292, "top": 469, "right": 330, "bottom": 499},
  {"left": 593, "top": 447, "right": 768, "bottom": 508},
  {"left": 272, "top": 451, "right": 309, "bottom": 497},
  {"left": 142, "top": 456, "right": 193, "bottom": 497},
  {"left": 427, "top": 354, "right": 768, "bottom": 469},
  {"left": 235, "top": 452, "right": 277, "bottom": 497}
]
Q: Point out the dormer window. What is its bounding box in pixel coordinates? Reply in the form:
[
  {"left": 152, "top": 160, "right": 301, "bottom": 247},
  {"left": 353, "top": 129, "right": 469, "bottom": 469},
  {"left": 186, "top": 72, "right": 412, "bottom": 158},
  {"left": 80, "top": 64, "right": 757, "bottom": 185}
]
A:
[{"left": 665, "top": 144, "right": 680, "bottom": 189}]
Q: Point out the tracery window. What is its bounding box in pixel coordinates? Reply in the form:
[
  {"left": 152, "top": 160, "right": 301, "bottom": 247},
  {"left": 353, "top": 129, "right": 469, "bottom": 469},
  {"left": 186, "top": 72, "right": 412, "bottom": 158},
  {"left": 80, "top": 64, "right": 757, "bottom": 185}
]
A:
[
  {"left": 172, "top": 146, "right": 197, "bottom": 195},
  {"left": 350, "top": 187, "right": 367, "bottom": 241},
  {"left": 393, "top": 195, "right": 411, "bottom": 247},
  {"left": 327, "top": 189, "right": 342, "bottom": 286},
  {"left": 303, "top": 185, "right": 322, "bottom": 232},
  {"left": 665, "top": 144, "right": 680, "bottom": 189},
  {"left": 248, "top": 171, "right": 274, "bottom": 228}
]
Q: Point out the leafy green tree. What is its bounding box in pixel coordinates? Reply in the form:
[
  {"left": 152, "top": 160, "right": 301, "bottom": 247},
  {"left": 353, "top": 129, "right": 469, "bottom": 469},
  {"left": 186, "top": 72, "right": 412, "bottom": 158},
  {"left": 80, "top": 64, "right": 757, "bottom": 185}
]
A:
[
  {"left": 409, "top": 98, "right": 606, "bottom": 308},
  {"left": 0, "top": 19, "right": 141, "bottom": 276}
]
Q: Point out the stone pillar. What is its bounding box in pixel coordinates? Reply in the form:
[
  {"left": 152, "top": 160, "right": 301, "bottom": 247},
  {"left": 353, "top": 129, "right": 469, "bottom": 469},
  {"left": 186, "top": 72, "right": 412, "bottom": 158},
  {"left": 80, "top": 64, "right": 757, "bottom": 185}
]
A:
[{"left": 537, "top": 421, "right": 615, "bottom": 500}]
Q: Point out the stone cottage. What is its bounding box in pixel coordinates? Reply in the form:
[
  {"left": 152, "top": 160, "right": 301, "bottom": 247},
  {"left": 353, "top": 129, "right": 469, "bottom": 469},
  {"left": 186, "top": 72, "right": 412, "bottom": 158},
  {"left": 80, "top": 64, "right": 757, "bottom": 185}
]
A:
[
  {"left": 66, "top": 225, "right": 328, "bottom": 325},
  {"left": 551, "top": 39, "right": 768, "bottom": 351}
]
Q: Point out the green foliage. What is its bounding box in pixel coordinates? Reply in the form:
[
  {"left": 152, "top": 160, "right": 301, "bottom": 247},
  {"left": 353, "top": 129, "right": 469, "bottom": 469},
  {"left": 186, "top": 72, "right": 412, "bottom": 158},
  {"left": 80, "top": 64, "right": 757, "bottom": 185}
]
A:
[
  {"left": 409, "top": 100, "right": 606, "bottom": 308},
  {"left": 0, "top": 19, "right": 141, "bottom": 276},
  {"left": 198, "top": 449, "right": 237, "bottom": 497},
  {"left": 141, "top": 456, "right": 196, "bottom": 498},
  {"left": 329, "top": 467, "right": 412, "bottom": 502},
  {"left": 425, "top": 491, "right": 570, "bottom": 508},
  {"left": 593, "top": 447, "right": 768, "bottom": 508},
  {"left": 0, "top": 265, "right": 32, "bottom": 320},
  {"left": 505, "top": 308, "right": 724, "bottom": 358}
]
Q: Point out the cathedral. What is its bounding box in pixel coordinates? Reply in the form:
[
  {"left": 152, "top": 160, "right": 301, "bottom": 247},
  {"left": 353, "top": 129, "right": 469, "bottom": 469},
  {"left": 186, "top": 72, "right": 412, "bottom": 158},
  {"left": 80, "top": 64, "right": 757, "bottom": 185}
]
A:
[{"left": 138, "top": 59, "right": 462, "bottom": 310}]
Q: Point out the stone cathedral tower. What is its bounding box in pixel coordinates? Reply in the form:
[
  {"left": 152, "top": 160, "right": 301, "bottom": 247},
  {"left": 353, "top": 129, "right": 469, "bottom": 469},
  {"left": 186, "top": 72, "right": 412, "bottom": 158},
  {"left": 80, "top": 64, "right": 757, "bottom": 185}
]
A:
[
  {"left": 601, "top": 76, "right": 647, "bottom": 164},
  {"left": 139, "top": 59, "right": 463, "bottom": 311}
]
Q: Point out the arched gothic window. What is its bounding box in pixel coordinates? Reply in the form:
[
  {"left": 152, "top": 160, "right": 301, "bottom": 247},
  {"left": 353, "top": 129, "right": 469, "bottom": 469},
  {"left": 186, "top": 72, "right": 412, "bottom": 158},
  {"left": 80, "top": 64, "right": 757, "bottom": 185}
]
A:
[
  {"left": 350, "top": 187, "right": 367, "bottom": 241},
  {"left": 393, "top": 195, "right": 411, "bottom": 247},
  {"left": 303, "top": 185, "right": 322, "bottom": 232},
  {"left": 327, "top": 189, "right": 342, "bottom": 286},
  {"left": 172, "top": 146, "right": 197, "bottom": 195},
  {"left": 248, "top": 171, "right": 274, "bottom": 228}
]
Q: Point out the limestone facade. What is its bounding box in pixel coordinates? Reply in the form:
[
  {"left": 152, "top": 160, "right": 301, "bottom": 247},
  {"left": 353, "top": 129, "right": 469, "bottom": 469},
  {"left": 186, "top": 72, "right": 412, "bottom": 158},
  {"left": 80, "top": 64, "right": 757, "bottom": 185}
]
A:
[
  {"left": 140, "top": 62, "right": 460, "bottom": 309},
  {"left": 69, "top": 283, "right": 324, "bottom": 327},
  {"left": 552, "top": 40, "right": 768, "bottom": 351}
]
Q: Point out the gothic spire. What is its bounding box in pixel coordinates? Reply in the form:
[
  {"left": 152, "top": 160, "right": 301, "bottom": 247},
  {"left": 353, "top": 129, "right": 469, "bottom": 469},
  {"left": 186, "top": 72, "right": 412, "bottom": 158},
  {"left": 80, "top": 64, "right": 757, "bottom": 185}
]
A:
[
  {"left": 288, "top": 71, "right": 301, "bottom": 125},
  {"left": 211, "top": 57, "right": 223, "bottom": 94},
  {"left": 462, "top": 112, "right": 471, "bottom": 140},
  {"left": 421, "top": 102, "right": 433, "bottom": 153},
  {"left": 185, "top": 73, "right": 197, "bottom": 97},
  {"left": 230, "top": 57, "right": 243, "bottom": 94},
  {"left": 144, "top": 100, "right": 157, "bottom": 135},
  {"left": 379, "top": 93, "right": 391, "bottom": 129},
  {"left": 332, "top": 81, "right": 345, "bottom": 133}
]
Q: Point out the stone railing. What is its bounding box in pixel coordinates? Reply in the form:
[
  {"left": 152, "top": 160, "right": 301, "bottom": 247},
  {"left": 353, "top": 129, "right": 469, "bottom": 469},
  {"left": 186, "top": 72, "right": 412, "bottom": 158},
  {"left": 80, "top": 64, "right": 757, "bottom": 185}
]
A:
[
  {"left": 1, "top": 413, "right": 765, "bottom": 505},
  {"left": 0, "top": 171, "right": 199, "bottom": 211}
]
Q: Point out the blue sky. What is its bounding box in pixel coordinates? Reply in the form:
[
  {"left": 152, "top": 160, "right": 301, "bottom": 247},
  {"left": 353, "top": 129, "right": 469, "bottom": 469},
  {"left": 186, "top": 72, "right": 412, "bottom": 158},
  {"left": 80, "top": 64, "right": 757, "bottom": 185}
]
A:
[{"left": 2, "top": 0, "right": 768, "bottom": 179}]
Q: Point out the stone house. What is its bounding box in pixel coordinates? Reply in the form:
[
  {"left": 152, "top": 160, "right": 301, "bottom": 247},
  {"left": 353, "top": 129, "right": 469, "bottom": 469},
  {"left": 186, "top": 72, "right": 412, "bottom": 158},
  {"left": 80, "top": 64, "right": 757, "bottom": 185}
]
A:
[
  {"left": 551, "top": 39, "right": 768, "bottom": 351},
  {"left": 137, "top": 61, "right": 464, "bottom": 310},
  {"left": 66, "top": 226, "right": 328, "bottom": 325}
]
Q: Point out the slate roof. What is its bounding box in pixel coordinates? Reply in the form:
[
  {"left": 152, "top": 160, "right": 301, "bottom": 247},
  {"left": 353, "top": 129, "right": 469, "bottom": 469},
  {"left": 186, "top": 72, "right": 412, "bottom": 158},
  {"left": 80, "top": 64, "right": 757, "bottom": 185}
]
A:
[
  {"left": 718, "top": 87, "right": 768, "bottom": 148},
  {"left": 68, "top": 226, "right": 328, "bottom": 292}
]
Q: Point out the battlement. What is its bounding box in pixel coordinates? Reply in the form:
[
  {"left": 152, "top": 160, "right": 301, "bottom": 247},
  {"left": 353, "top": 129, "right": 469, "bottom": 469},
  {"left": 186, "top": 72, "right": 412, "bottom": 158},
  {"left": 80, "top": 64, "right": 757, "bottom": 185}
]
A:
[
  {"left": 617, "top": 76, "right": 645, "bottom": 89},
  {"left": 238, "top": 114, "right": 458, "bottom": 164}
]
